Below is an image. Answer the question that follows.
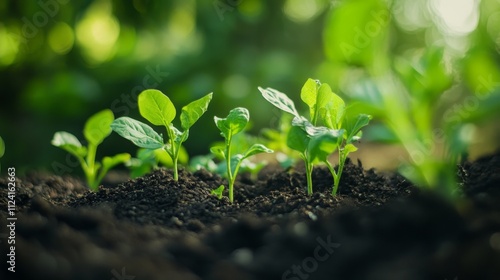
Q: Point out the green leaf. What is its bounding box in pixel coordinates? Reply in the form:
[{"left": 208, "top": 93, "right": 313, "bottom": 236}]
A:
[
  {"left": 300, "top": 79, "right": 336, "bottom": 125},
  {"left": 181, "top": 92, "right": 213, "bottom": 130},
  {"left": 292, "top": 116, "right": 322, "bottom": 136},
  {"left": 210, "top": 143, "right": 226, "bottom": 159},
  {"left": 258, "top": 87, "right": 300, "bottom": 117},
  {"left": 170, "top": 125, "right": 188, "bottom": 145},
  {"left": 308, "top": 128, "right": 344, "bottom": 162},
  {"left": 287, "top": 125, "right": 309, "bottom": 153},
  {"left": 351, "top": 130, "right": 363, "bottom": 142},
  {"left": 111, "top": 117, "right": 164, "bottom": 149},
  {"left": 211, "top": 185, "right": 225, "bottom": 199},
  {"left": 84, "top": 109, "right": 114, "bottom": 145},
  {"left": 51, "top": 131, "right": 87, "bottom": 158},
  {"left": 243, "top": 144, "right": 273, "bottom": 159},
  {"left": 214, "top": 107, "right": 249, "bottom": 139},
  {"left": 346, "top": 114, "right": 372, "bottom": 142},
  {"left": 301, "top": 78, "right": 321, "bottom": 120},
  {"left": 138, "top": 89, "right": 176, "bottom": 126},
  {"left": 102, "top": 153, "right": 131, "bottom": 170},
  {"left": 325, "top": 90, "right": 345, "bottom": 130},
  {"left": 229, "top": 154, "right": 245, "bottom": 174},
  {"left": 344, "top": 143, "right": 358, "bottom": 153}
]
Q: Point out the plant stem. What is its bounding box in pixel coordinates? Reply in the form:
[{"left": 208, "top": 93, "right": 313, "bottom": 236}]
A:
[
  {"left": 172, "top": 154, "right": 179, "bottom": 181},
  {"left": 226, "top": 135, "right": 234, "bottom": 203},
  {"left": 172, "top": 145, "right": 180, "bottom": 181},
  {"left": 305, "top": 160, "right": 313, "bottom": 196},
  {"left": 333, "top": 149, "right": 348, "bottom": 196},
  {"left": 325, "top": 161, "right": 337, "bottom": 196},
  {"left": 86, "top": 144, "right": 98, "bottom": 190},
  {"left": 165, "top": 125, "right": 179, "bottom": 181}
]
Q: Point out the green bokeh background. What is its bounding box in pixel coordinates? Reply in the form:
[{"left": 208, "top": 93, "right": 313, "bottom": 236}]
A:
[{"left": 1, "top": 0, "right": 499, "bottom": 175}]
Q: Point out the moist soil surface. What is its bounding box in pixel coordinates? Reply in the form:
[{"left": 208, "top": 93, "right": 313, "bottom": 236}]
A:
[{"left": 1, "top": 154, "right": 500, "bottom": 280}]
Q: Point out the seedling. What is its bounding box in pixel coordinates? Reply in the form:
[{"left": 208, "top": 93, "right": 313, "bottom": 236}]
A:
[
  {"left": 111, "top": 89, "right": 212, "bottom": 181},
  {"left": 211, "top": 185, "right": 225, "bottom": 199},
  {"left": 351, "top": 47, "right": 474, "bottom": 199},
  {"left": 51, "top": 109, "right": 131, "bottom": 191},
  {"left": 259, "top": 79, "right": 371, "bottom": 196},
  {"left": 212, "top": 107, "right": 273, "bottom": 202}
]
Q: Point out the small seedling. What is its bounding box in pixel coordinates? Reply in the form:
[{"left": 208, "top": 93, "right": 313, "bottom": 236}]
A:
[
  {"left": 212, "top": 107, "right": 273, "bottom": 203},
  {"left": 111, "top": 89, "right": 212, "bottom": 181},
  {"left": 51, "top": 109, "right": 131, "bottom": 191},
  {"left": 259, "top": 78, "right": 371, "bottom": 196},
  {"left": 211, "top": 185, "right": 225, "bottom": 199}
]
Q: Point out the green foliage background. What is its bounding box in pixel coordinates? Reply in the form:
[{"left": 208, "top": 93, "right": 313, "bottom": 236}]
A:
[{"left": 0, "top": 0, "right": 499, "bottom": 174}]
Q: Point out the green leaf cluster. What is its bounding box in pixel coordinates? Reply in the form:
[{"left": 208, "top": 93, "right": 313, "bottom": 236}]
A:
[
  {"left": 259, "top": 78, "right": 371, "bottom": 196},
  {"left": 51, "top": 109, "right": 131, "bottom": 191},
  {"left": 212, "top": 107, "right": 273, "bottom": 202},
  {"left": 111, "top": 89, "right": 213, "bottom": 181}
]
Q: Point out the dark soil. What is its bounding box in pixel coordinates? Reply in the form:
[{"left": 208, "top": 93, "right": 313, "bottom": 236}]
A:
[{"left": 1, "top": 154, "right": 499, "bottom": 280}]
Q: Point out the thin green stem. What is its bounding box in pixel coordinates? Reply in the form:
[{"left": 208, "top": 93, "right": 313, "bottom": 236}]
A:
[
  {"left": 226, "top": 135, "right": 234, "bottom": 203},
  {"left": 172, "top": 151, "right": 179, "bottom": 181},
  {"left": 333, "top": 150, "right": 347, "bottom": 196},
  {"left": 305, "top": 159, "right": 313, "bottom": 196},
  {"left": 165, "top": 124, "right": 179, "bottom": 181},
  {"left": 325, "top": 160, "right": 338, "bottom": 196},
  {"left": 85, "top": 144, "right": 98, "bottom": 190}
]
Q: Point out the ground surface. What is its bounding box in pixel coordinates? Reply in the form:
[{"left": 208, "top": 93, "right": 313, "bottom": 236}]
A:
[{"left": 0, "top": 154, "right": 499, "bottom": 280}]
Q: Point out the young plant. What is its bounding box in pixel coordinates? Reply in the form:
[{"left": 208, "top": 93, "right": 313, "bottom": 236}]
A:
[
  {"left": 350, "top": 48, "right": 468, "bottom": 199},
  {"left": 51, "top": 109, "right": 131, "bottom": 191},
  {"left": 111, "top": 89, "right": 212, "bottom": 181},
  {"left": 212, "top": 107, "right": 273, "bottom": 203},
  {"left": 259, "top": 78, "right": 371, "bottom": 196}
]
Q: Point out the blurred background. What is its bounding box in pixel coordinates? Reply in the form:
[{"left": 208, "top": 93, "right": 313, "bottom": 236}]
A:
[{"left": 1, "top": 0, "right": 499, "bottom": 175}]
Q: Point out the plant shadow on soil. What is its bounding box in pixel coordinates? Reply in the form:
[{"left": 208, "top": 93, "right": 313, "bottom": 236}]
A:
[{"left": 1, "top": 154, "right": 500, "bottom": 280}]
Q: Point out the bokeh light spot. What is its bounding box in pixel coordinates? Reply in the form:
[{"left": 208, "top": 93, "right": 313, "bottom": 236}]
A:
[
  {"left": 430, "top": 0, "right": 479, "bottom": 36},
  {"left": 0, "top": 24, "right": 20, "bottom": 66},
  {"left": 76, "top": 0, "right": 120, "bottom": 64},
  {"left": 48, "top": 22, "right": 74, "bottom": 55},
  {"left": 283, "top": 0, "right": 325, "bottom": 23}
]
